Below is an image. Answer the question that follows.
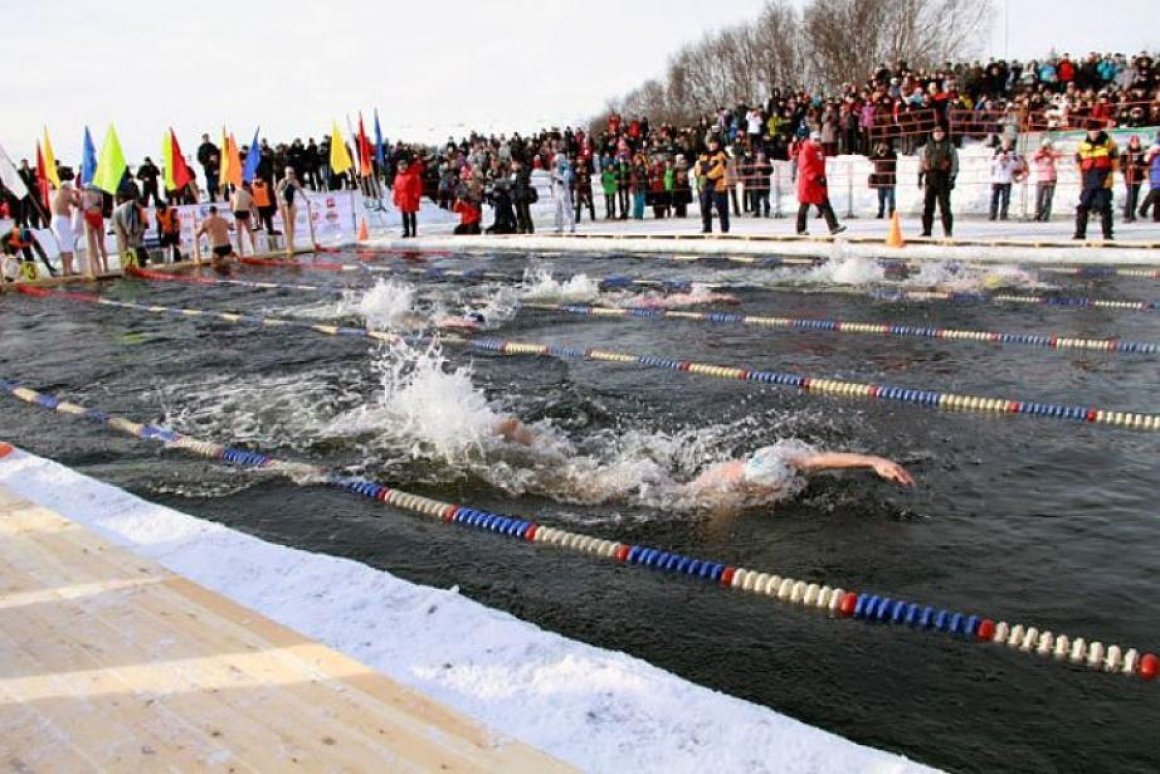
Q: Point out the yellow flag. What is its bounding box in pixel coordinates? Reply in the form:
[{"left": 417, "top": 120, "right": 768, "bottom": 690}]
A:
[
  {"left": 92, "top": 123, "right": 127, "bottom": 195},
  {"left": 42, "top": 127, "right": 60, "bottom": 187},
  {"left": 329, "top": 121, "right": 353, "bottom": 175}
]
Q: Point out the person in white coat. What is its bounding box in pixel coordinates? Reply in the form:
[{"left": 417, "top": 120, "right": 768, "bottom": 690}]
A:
[
  {"left": 989, "top": 140, "right": 1024, "bottom": 221},
  {"left": 550, "top": 153, "right": 575, "bottom": 234}
]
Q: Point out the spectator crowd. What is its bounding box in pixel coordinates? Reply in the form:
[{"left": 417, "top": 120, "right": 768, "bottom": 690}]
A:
[{"left": 3, "top": 50, "right": 1159, "bottom": 254}]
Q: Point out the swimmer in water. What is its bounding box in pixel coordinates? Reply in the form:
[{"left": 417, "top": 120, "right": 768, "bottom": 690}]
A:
[
  {"left": 686, "top": 440, "right": 914, "bottom": 495},
  {"left": 488, "top": 422, "right": 913, "bottom": 499},
  {"left": 606, "top": 284, "right": 739, "bottom": 310}
]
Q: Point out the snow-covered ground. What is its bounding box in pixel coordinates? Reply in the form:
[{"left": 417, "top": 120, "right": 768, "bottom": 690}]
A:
[
  {"left": 361, "top": 167, "right": 1160, "bottom": 265},
  {"left": 0, "top": 446, "right": 933, "bottom": 773}
]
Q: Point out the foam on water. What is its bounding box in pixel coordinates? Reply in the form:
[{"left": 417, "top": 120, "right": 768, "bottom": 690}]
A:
[
  {"left": 343, "top": 278, "right": 417, "bottom": 329},
  {"left": 520, "top": 266, "right": 602, "bottom": 303},
  {"left": 315, "top": 341, "right": 812, "bottom": 515}
]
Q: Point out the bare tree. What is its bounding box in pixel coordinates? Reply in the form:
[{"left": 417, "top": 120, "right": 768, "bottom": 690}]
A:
[
  {"left": 804, "top": 0, "right": 992, "bottom": 88},
  {"left": 591, "top": 0, "right": 991, "bottom": 129},
  {"left": 750, "top": 1, "right": 806, "bottom": 97}
]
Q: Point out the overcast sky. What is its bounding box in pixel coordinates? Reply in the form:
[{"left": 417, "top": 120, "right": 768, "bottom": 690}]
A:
[{"left": 2, "top": 0, "right": 1154, "bottom": 165}]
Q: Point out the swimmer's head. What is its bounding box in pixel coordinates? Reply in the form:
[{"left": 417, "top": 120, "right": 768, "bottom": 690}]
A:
[{"left": 743, "top": 446, "right": 794, "bottom": 488}]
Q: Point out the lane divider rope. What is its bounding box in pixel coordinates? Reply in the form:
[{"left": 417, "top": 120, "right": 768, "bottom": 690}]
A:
[
  {"left": 1036, "top": 266, "right": 1160, "bottom": 280},
  {"left": 0, "top": 378, "right": 1152, "bottom": 684},
  {"left": 126, "top": 266, "right": 345, "bottom": 294},
  {"left": 521, "top": 303, "right": 1160, "bottom": 357},
  {"left": 15, "top": 285, "right": 1160, "bottom": 432},
  {"left": 246, "top": 255, "right": 1160, "bottom": 315},
  {"left": 881, "top": 288, "right": 1160, "bottom": 313},
  {"left": 127, "top": 267, "right": 1153, "bottom": 359}
]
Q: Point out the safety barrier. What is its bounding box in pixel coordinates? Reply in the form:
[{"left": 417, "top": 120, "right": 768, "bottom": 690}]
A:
[
  {"left": 867, "top": 108, "right": 941, "bottom": 144},
  {"left": 16, "top": 285, "right": 1160, "bottom": 432},
  {"left": 0, "top": 378, "right": 1153, "bottom": 683},
  {"left": 522, "top": 303, "right": 1159, "bottom": 356}
]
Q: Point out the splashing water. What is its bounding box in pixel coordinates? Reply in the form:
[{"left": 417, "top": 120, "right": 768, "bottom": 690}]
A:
[
  {"left": 315, "top": 340, "right": 812, "bottom": 515},
  {"left": 520, "top": 266, "right": 602, "bottom": 303},
  {"left": 323, "top": 339, "right": 507, "bottom": 465},
  {"left": 340, "top": 278, "right": 417, "bottom": 330}
]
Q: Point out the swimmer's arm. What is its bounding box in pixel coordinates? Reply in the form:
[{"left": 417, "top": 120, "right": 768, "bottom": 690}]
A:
[{"left": 791, "top": 453, "right": 915, "bottom": 487}]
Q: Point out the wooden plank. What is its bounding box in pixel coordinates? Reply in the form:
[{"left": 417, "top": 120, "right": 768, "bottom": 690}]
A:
[{"left": 0, "top": 487, "right": 572, "bottom": 772}]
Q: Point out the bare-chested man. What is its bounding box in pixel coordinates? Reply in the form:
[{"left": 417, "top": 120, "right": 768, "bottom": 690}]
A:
[
  {"left": 196, "top": 205, "right": 235, "bottom": 271},
  {"left": 50, "top": 182, "right": 80, "bottom": 276}
]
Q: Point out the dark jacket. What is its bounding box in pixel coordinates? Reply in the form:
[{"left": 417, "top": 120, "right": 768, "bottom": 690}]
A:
[{"left": 869, "top": 146, "right": 898, "bottom": 187}]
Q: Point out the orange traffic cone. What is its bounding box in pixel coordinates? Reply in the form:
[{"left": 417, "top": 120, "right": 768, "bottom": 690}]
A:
[
  {"left": 885, "top": 211, "right": 905, "bottom": 248},
  {"left": 357, "top": 217, "right": 369, "bottom": 242}
]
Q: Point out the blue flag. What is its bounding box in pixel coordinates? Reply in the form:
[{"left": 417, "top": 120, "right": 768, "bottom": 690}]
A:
[
  {"left": 81, "top": 126, "right": 98, "bottom": 186},
  {"left": 374, "top": 109, "right": 385, "bottom": 167},
  {"left": 242, "top": 126, "right": 262, "bottom": 183}
]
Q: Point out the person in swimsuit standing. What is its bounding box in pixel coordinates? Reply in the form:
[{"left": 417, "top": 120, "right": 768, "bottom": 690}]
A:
[
  {"left": 275, "top": 167, "right": 303, "bottom": 257},
  {"left": 80, "top": 184, "right": 110, "bottom": 275}
]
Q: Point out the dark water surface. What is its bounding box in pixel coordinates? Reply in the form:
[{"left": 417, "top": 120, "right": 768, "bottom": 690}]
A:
[{"left": 1, "top": 250, "right": 1158, "bottom": 773}]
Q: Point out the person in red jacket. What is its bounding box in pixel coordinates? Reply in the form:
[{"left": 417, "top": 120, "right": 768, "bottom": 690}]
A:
[
  {"left": 452, "top": 193, "right": 482, "bottom": 235},
  {"left": 795, "top": 131, "right": 846, "bottom": 236},
  {"left": 392, "top": 158, "right": 423, "bottom": 238}
]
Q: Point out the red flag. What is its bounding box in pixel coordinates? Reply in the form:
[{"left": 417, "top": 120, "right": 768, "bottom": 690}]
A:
[
  {"left": 357, "top": 113, "right": 372, "bottom": 177},
  {"left": 167, "top": 129, "right": 195, "bottom": 191},
  {"left": 34, "top": 141, "right": 49, "bottom": 208}
]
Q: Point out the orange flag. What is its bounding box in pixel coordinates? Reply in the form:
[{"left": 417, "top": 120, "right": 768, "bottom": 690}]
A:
[{"left": 226, "top": 133, "right": 243, "bottom": 187}]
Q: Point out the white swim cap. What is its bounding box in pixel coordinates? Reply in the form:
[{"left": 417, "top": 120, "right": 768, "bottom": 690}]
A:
[{"left": 742, "top": 440, "right": 815, "bottom": 487}]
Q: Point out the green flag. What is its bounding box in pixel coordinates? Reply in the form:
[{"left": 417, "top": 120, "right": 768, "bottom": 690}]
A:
[{"left": 93, "top": 123, "right": 127, "bottom": 194}]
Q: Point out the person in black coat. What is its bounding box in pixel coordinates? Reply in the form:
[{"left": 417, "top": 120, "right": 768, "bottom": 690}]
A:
[
  {"left": 868, "top": 142, "right": 898, "bottom": 218},
  {"left": 136, "top": 157, "right": 161, "bottom": 206},
  {"left": 511, "top": 159, "right": 536, "bottom": 234},
  {"left": 196, "top": 134, "right": 219, "bottom": 202}
]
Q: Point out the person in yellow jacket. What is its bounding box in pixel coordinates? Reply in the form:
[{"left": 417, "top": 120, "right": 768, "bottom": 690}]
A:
[
  {"left": 1074, "top": 126, "right": 1119, "bottom": 241},
  {"left": 694, "top": 136, "right": 730, "bottom": 234}
]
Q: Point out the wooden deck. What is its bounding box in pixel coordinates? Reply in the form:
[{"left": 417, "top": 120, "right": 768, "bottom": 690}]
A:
[{"left": 0, "top": 485, "right": 571, "bottom": 772}]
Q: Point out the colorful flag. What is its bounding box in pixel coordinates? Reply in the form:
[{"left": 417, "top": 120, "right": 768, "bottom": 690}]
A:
[
  {"left": 218, "top": 128, "right": 230, "bottom": 189},
  {"left": 357, "top": 113, "right": 372, "bottom": 177},
  {"left": 34, "top": 141, "right": 49, "bottom": 206},
  {"left": 162, "top": 129, "right": 194, "bottom": 192},
  {"left": 242, "top": 127, "right": 261, "bottom": 183},
  {"left": 329, "top": 121, "right": 353, "bottom": 175},
  {"left": 0, "top": 141, "right": 29, "bottom": 198},
  {"left": 225, "top": 133, "right": 242, "bottom": 188},
  {"left": 42, "top": 128, "right": 61, "bottom": 188},
  {"left": 373, "top": 109, "right": 385, "bottom": 168},
  {"left": 80, "top": 127, "right": 98, "bottom": 186},
  {"left": 93, "top": 124, "right": 127, "bottom": 195}
]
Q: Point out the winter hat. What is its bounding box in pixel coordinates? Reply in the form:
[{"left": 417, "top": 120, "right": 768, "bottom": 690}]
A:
[{"left": 1041, "top": 138, "right": 1053, "bottom": 147}]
